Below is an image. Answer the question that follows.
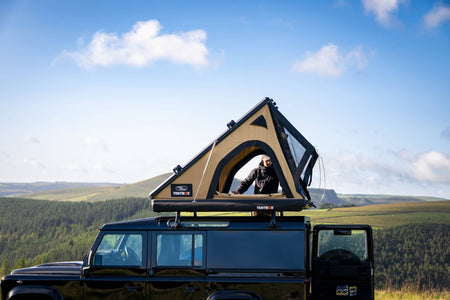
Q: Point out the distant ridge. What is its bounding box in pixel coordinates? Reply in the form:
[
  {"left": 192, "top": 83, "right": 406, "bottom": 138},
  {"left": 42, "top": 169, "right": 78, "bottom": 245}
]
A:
[
  {"left": 0, "top": 182, "right": 120, "bottom": 197},
  {"left": 1, "top": 174, "right": 447, "bottom": 204},
  {"left": 338, "top": 194, "right": 448, "bottom": 205}
]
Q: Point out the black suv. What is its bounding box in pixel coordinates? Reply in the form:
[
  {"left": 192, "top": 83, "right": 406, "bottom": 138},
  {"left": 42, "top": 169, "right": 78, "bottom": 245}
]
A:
[{"left": 1, "top": 211, "right": 374, "bottom": 300}]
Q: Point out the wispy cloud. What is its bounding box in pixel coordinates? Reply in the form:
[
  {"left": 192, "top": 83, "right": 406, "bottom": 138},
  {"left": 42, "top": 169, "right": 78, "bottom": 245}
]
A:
[
  {"left": 327, "top": 149, "right": 450, "bottom": 193},
  {"left": 270, "top": 18, "right": 294, "bottom": 29},
  {"left": 24, "top": 158, "right": 47, "bottom": 171},
  {"left": 84, "top": 137, "right": 109, "bottom": 153},
  {"left": 411, "top": 151, "right": 450, "bottom": 184},
  {"left": 441, "top": 127, "right": 450, "bottom": 141},
  {"left": 60, "top": 20, "right": 210, "bottom": 69},
  {"left": 24, "top": 135, "right": 40, "bottom": 144},
  {"left": 362, "top": 0, "right": 404, "bottom": 27},
  {"left": 424, "top": 2, "right": 450, "bottom": 28},
  {"left": 0, "top": 149, "right": 9, "bottom": 161},
  {"left": 67, "top": 163, "right": 87, "bottom": 173},
  {"left": 291, "top": 43, "right": 369, "bottom": 77},
  {"left": 93, "top": 163, "right": 116, "bottom": 174}
]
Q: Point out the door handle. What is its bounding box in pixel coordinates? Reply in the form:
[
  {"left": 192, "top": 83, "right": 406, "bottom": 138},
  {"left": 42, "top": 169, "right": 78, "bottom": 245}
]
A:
[{"left": 125, "top": 285, "right": 143, "bottom": 292}]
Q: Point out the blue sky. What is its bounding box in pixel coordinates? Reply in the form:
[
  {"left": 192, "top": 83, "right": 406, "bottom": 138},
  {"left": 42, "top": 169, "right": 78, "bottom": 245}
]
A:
[{"left": 0, "top": 0, "right": 449, "bottom": 198}]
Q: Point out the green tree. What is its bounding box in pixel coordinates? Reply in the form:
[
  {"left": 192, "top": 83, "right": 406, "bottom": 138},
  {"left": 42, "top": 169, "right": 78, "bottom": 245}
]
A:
[
  {"left": 1, "top": 258, "right": 10, "bottom": 276},
  {"left": 14, "top": 255, "right": 25, "bottom": 270}
]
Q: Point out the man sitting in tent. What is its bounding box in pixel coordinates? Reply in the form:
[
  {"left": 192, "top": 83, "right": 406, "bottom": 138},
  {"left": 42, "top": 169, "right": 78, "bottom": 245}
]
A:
[{"left": 233, "top": 155, "right": 279, "bottom": 195}]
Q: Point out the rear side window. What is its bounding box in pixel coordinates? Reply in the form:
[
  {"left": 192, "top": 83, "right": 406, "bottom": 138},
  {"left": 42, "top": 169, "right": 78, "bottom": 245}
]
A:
[
  {"left": 207, "top": 230, "right": 304, "bottom": 270},
  {"left": 156, "top": 234, "right": 204, "bottom": 267}
]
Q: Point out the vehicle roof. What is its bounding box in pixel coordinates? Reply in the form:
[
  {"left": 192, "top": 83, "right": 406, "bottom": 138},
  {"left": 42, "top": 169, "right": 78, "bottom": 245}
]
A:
[{"left": 100, "top": 215, "right": 310, "bottom": 231}]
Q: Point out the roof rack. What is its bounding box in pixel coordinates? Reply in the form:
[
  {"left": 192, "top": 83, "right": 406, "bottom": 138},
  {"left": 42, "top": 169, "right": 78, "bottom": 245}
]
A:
[{"left": 152, "top": 198, "right": 313, "bottom": 229}]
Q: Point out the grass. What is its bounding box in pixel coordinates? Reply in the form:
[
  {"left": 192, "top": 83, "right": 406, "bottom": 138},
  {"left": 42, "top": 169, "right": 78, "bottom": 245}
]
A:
[
  {"left": 375, "top": 289, "right": 449, "bottom": 300},
  {"left": 295, "top": 201, "right": 449, "bottom": 228},
  {"left": 191, "top": 201, "right": 450, "bottom": 228}
]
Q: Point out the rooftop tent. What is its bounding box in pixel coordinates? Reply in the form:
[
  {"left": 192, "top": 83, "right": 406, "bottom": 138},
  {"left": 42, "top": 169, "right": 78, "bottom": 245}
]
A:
[{"left": 150, "top": 98, "right": 318, "bottom": 208}]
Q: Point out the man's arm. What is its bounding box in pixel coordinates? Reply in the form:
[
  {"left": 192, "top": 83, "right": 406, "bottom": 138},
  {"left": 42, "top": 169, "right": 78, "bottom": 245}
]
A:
[{"left": 234, "top": 169, "right": 257, "bottom": 194}]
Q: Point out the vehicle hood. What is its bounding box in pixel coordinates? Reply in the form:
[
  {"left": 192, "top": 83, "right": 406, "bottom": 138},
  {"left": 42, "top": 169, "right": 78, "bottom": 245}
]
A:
[{"left": 11, "top": 261, "right": 83, "bottom": 276}]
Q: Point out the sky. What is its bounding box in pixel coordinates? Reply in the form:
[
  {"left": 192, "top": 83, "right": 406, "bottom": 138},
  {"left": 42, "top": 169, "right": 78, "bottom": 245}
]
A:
[{"left": 0, "top": 0, "right": 449, "bottom": 199}]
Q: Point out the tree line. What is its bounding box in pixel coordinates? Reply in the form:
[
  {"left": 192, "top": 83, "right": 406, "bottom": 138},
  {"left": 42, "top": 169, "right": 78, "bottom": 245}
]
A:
[
  {"left": 0, "top": 197, "right": 163, "bottom": 275},
  {"left": 373, "top": 223, "right": 449, "bottom": 290},
  {"left": 1, "top": 197, "right": 448, "bottom": 291}
]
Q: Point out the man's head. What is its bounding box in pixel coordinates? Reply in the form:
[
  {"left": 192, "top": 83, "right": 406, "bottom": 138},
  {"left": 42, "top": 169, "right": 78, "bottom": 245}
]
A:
[{"left": 261, "top": 155, "right": 272, "bottom": 167}]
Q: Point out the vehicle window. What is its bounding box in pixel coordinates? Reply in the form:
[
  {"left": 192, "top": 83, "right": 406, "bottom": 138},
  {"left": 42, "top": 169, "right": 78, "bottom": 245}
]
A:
[
  {"left": 93, "top": 233, "right": 143, "bottom": 267},
  {"left": 207, "top": 230, "right": 304, "bottom": 270},
  {"left": 156, "top": 234, "right": 203, "bottom": 267},
  {"left": 317, "top": 229, "right": 368, "bottom": 261}
]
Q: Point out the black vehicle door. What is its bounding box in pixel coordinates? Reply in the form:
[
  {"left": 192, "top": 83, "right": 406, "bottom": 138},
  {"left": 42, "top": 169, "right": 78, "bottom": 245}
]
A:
[
  {"left": 83, "top": 231, "right": 147, "bottom": 300},
  {"left": 149, "top": 231, "right": 205, "bottom": 300},
  {"left": 311, "top": 225, "right": 374, "bottom": 300}
]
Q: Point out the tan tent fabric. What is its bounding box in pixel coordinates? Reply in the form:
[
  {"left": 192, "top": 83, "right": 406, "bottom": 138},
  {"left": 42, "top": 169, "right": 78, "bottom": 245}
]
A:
[{"left": 150, "top": 98, "right": 317, "bottom": 203}]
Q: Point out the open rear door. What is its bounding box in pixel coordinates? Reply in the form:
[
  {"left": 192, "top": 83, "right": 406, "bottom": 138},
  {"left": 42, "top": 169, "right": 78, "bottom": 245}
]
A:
[{"left": 311, "top": 225, "right": 374, "bottom": 300}]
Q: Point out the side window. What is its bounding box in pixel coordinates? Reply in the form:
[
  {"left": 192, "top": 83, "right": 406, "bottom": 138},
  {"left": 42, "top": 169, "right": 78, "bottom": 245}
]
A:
[
  {"left": 156, "top": 234, "right": 203, "bottom": 267},
  {"left": 93, "top": 233, "right": 143, "bottom": 267}
]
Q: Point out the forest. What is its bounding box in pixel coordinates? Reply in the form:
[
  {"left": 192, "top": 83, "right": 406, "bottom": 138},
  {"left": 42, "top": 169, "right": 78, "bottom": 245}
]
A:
[{"left": 0, "top": 197, "right": 449, "bottom": 291}]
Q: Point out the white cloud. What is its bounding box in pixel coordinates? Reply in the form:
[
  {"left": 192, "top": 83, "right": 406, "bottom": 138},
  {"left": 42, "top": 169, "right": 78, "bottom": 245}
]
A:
[
  {"left": 362, "top": 0, "right": 403, "bottom": 27},
  {"left": 424, "top": 3, "right": 450, "bottom": 28},
  {"left": 67, "top": 163, "right": 86, "bottom": 173},
  {"left": 411, "top": 151, "right": 450, "bottom": 184},
  {"left": 93, "top": 163, "right": 116, "bottom": 174},
  {"left": 291, "top": 43, "right": 368, "bottom": 77},
  {"left": 84, "top": 137, "right": 109, "bottom": 153},
  {"left": 0, "top": 150, "right": 10, "bottom": 161},
  {"left": 24, "top": 158, "right": 47, "bottom": 171},
  {"left": 270, "top": 18, "right": 294, "bottom": 29},
  {"left": 24, "top": 135, "right": 40, "bottom": 144},
  {"left": 320, "top": 149, "right": 450, "bottom": 197},
  {"left": 61, "top": 20, "right": 209, "bottom": 69}
]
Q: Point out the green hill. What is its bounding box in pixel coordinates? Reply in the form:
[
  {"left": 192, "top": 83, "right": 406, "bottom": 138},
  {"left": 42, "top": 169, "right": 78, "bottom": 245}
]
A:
[
  {"left": 337, "top": 193, "right": 448, "bottom": 205},
  {"left": 0, "top": 182, "right": 120, "bottom": 197},
  {"left": 295, "top": 200, "right": 450, "bottom": 228},
  {"left": 22, "top": 173, "right": 172, "bottom": 201},
  {"left": 6, "top": 174, "right": 445, "bottom": 206}
]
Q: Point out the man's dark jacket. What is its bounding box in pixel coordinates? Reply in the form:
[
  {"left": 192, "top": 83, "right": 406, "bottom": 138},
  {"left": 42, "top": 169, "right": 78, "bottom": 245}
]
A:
[{"left": 236, "top": 162, "right": 279, "bottom": 194}]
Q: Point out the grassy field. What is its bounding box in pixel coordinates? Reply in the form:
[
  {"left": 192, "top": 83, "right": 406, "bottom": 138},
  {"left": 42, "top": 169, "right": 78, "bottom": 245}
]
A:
[
  {"left": 375, "top": 289, "right": 449, "bottom": 300},
  {"left": 191, "top": 200, "right": 450, "bottom": 228},
  {"left": 295, "top": 200, "right": 450, "bottom": 228}
]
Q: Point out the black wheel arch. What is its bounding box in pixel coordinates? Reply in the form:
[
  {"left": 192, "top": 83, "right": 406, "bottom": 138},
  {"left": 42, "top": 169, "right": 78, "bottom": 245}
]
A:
[
  {"left": 7, "top": 285, "right": 63, "bottom": 300},
  {"left": 207, "top": 290, "right": 263, "bottom": 300}
]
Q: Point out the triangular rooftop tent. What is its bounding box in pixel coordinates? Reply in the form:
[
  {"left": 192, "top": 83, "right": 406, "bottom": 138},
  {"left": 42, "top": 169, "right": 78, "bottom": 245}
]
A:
[{"left": 150, "top": 98, "right": 318, "bottom": 209}]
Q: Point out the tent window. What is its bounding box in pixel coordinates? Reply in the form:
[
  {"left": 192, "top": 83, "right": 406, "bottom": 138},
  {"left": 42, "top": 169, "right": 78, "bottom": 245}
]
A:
[{"left": 285, "top": 127, "right": 306, "bottom": 168}]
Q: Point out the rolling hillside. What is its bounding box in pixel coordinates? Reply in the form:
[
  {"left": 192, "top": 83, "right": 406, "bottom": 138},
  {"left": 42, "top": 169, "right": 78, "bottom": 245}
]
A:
[
  {"left": 17, "top": 173, "right": 172, "bottom": 201},
  {"left": 0, "top": 182, "right": 120, "bottom": 197},
  {"left": 1, "top": 174, "right": 447, "bottom": 204}
]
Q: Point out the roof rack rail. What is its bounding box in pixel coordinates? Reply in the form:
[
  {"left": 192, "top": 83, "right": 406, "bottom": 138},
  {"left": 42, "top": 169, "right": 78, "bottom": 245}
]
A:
[{"left": 151, "top": 199, "right": 311, "bottom": 213}]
